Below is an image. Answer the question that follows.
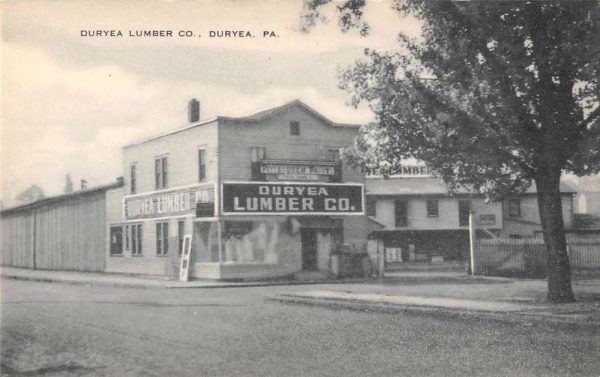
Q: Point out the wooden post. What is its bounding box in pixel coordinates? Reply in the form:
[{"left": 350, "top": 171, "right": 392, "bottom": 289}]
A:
[
  {"left": 469, "top": 211, "right": 476, "bottom": 275},
  {"left": 31, "top": 209, "right": 36, "bottom": 270},
  {"left": 378, "top": 240, "right": 385, "bottom": 280}
]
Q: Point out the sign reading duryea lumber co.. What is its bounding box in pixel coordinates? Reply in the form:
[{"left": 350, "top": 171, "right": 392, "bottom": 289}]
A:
[
  {"left": 123, "top": 183, "right": 215, "bottom": 220},
  {"left": 221, "top": 182, "right": 364, "bottom": 215}
]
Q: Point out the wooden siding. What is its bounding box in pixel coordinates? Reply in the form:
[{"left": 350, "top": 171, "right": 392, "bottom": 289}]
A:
[
  {"left": 1, "top": 212, "right": 34, "bottom": 268},
  {"left": 122, "top": 120, "right": 219, "bottom": 195},
  {"left": 1, "top": 193, "right": 107, "bottom": 272}
]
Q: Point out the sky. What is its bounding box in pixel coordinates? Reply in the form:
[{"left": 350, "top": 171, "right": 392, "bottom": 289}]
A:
[{"left": 1, "top": 0, "right": 421, "bottom": 206}]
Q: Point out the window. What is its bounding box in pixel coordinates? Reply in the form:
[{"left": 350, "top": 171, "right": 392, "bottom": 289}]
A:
[
  {"left": 156, "top": 222, "right": 169, "bottom": 255},
  {"left": 458, "top": 200, "right": 471, "bottom": 226},
  {"left": 155, "top": 156, "right": 168, "bottom": 189},
  {"left": 250, "top": 147, "right": 266, "bottom": 162},
  {"left": 290, "top": 121, "right": 300, "bottom": 136},
  {"left": 328, "top": 148, "right": 342, "bottom": 182},
  {"left": 426, "top": 199, "right": 439, "bottom": 217},
  {"left": 366, "top": 199, "right": 377, "bottom": 217},
  {"left": 251, "top": 147, "right": 266, "bottom": 180},
  {"left": 110, "top": 226, "right": 123, "bottom": 255},
  {"left": 178, "top": 220, "right": 185, "bottom": 256},
  {"left": 128, "top": 224, "right": 143, "bottom": 256},
  {"left": 198, "top": 149, "right": 206, "bottom": 182},
  {"left": 130, "top": 163, "right": 137, "bottom": 194},
  {"left": 395, "top": 200, "right": 408, "bottom": 227},
  {"left": 508, "top": 199, "right": 521, "bottom": 217}
]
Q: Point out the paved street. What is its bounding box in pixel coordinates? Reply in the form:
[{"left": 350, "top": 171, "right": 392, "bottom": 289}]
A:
[{"left": 2, "top": 279, "right": 599, "bottom": 377}]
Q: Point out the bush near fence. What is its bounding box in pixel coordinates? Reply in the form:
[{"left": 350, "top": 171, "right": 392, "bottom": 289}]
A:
[{"left": 475, "top": 238, "right": 600, "bottom": 278}]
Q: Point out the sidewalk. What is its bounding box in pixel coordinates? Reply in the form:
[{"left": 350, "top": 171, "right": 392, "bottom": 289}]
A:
[
  {"left": 274, "top": 277, "right": 600, "bottom": 326},
  {"left": 0, "top": 266, "right": 373, "bottom": 289}
]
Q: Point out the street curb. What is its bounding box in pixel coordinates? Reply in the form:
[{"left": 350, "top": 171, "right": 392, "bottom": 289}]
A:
[
  {"left": 1, "top": 274, "right": 166, "bottom": 289},
  {"left": 272, "top": 294, "right": 600, "bottom": 328},
  {"left": 0, "top": 272, "right": 373, "bottom": 290}
]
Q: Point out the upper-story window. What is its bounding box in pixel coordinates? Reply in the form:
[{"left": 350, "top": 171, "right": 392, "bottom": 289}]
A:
[
  {"left": 290, "top": 121, "right": 300, "bottom": 136},
  {"left": 250, "top": 147, "right": 266, "bottom": 162},
  {"left": 130, "top": 163, "right": 137, "bottom": 194},
  {"left": 508, "top": 199, "right": 521, "bottom": 217},
  {"left": 328, "top": 148, "right": 342, "bottom": 183},
  {"left": 250, "top": 147, "right": 266, "bottom": 181},
  {"left": 155, "top": 156, "right": 168, "bottom": 190},
  {"left": 458, "top": 200, "right": 471, "bottom": 226},
  {"left": 198, "top": 149, "right": 206, "bottom": 182},
  {"left": 395, "top": 200, "right": 408, "bottom": 227},
  {"left": 366, "top": 199, "right": 377, "bottom": 217},
  {"left": 426, "top": 199, "right": 439, "bottom": 217}
]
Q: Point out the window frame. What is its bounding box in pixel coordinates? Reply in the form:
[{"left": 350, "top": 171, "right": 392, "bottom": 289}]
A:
[
  {"left": 290, "top": 121, "right": 300, "bottom": 136},
  {"left": 156, "top": 221, "right": 169, "bottom": 256},
  {"left": 109, "top": 225, "right": 124, "bottom": 256},
  {"left": 178, "top": 219, "right": 185, "bottom": 256},
  {"left": 198, "top": 148, "right": 206, "bottom": 182},
  {"left": 154, "top": 156, "right": 168, "bottom": 190},
  {"left": 426, "top": 199, "right": 439, "bottom": 218},
  {"left": 128, "top": 223, "right": 143, "bottom": 256},
  {"left": 394, "top": 200, "right": 408, "bottom": 227},
  {"left": 508, "top": 198, "right": 521, "bottom": 218},
  {"left": 366, "top": 199, "right": 377, "bottom": 217},
  {"left": 130, "top": 163, "right": 137, "bottom": 194},
  {"left": 458, "top": 200, "right": 471, "bottom": 227}
]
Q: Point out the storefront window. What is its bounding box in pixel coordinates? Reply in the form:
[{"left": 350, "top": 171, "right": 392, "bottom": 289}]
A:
[
  {"left": 193, "top": 221, "right": 220, "bottom": 263},
  {"left": 222, "top": 220, "right": 284, "bottom": 264}
]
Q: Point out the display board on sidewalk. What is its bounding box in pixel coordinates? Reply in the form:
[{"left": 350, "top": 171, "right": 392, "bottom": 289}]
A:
[{"left": 179, "top": 234, "right": 192, "bottom": 281}]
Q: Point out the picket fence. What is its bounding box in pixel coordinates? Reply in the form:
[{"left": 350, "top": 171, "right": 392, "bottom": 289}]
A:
[{"left": 475, "top": 238, "right": 600, "bottom": 278}]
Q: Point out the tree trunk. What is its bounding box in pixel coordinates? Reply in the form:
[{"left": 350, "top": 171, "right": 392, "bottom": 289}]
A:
[{"left": 535, "top": 173, "right": 576, "bottom": 303}]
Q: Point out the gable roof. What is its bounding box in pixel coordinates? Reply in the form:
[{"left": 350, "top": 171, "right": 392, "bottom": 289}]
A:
[
  {"left": 219, "top": 99, "right": 362, "bottom": 128},
  {"left": 124, "top": 99, "right": 362, "bottom": 148}
]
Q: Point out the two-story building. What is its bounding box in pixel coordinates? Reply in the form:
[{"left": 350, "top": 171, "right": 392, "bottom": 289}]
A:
[
  {"left": 105, "top": 99, "right": 368, "bottom": 280},
  {"left": 365, "top": 164, "right": 576, "bottom": 262}
]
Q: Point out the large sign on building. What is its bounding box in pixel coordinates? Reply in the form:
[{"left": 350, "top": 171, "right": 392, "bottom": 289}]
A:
[
  {"left": 123, "top": 183, "right": 215, "bottom": 220},
  {"left": 221, "top": 182, "right": 364, "bottom": 215}
]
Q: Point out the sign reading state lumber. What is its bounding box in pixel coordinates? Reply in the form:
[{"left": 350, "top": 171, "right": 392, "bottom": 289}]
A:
[{"left": 222, "top": 182, "right": 364, "bottom": 215}]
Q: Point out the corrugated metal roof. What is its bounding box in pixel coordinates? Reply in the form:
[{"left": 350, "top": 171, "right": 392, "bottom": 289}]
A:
[{"left": 1, "top": 180, "right": 124, "bottom": 215}]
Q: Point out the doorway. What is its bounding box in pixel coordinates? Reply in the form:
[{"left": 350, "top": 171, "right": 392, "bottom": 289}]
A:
[{"left": 301, "top": 228, "right": 318, "bottom": 271}]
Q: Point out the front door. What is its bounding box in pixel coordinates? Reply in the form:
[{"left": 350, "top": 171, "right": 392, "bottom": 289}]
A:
[{"left": 301, "top": 229, "right": 318, "bottom": 271}]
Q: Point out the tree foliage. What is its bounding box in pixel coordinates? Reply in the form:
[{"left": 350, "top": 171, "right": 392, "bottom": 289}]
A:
[
  {"left": 303, "top": 0, "right": 600, "bottom": 302},
  {"left": 16, "top": 185, "right": 45, "bottom": 205},
  {"left": 64, "top": 174, "right": 74, "bottom": 194}
]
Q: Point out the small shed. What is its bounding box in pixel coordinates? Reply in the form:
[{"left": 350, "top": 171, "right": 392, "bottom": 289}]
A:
[{"left": 1, "top": 179, "right": 123, "bottom": 272}]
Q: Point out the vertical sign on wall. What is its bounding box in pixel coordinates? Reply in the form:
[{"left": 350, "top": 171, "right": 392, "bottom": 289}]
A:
[{"left": 179, "top": 234, "right": 192, "bottom": 281}]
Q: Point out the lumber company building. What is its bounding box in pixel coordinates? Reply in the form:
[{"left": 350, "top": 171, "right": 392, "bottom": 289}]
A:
[{"left": 105, "top": 99, "right": 368, "bottom": 279}]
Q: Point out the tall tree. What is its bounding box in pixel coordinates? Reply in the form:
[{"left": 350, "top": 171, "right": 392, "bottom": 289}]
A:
[
  {"left": 303, "top": 0, "right": 600, "bottom": 302},
  {"left": 64, "top": 173, "right": 74, "bottom": 194},
  {"left": 16, "top": 185, "right": 45, "bottom": 205}
]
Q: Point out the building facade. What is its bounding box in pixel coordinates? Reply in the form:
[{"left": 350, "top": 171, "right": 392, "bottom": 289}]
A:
[
  {"left": 106, "top": 100, "right": 368, "bottom": 279},
  {"left": 365, "top": 165, "right": 575, "bottom": 262}
]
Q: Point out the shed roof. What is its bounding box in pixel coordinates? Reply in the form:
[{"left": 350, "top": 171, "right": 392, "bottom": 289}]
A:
[{"left": 1, "top": 180, "right": 124, "bottom": 215}]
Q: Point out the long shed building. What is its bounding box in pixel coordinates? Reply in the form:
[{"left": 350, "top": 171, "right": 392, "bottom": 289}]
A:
[{"left": 1, "top": 180, "right": 123, "bottom": 272}]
